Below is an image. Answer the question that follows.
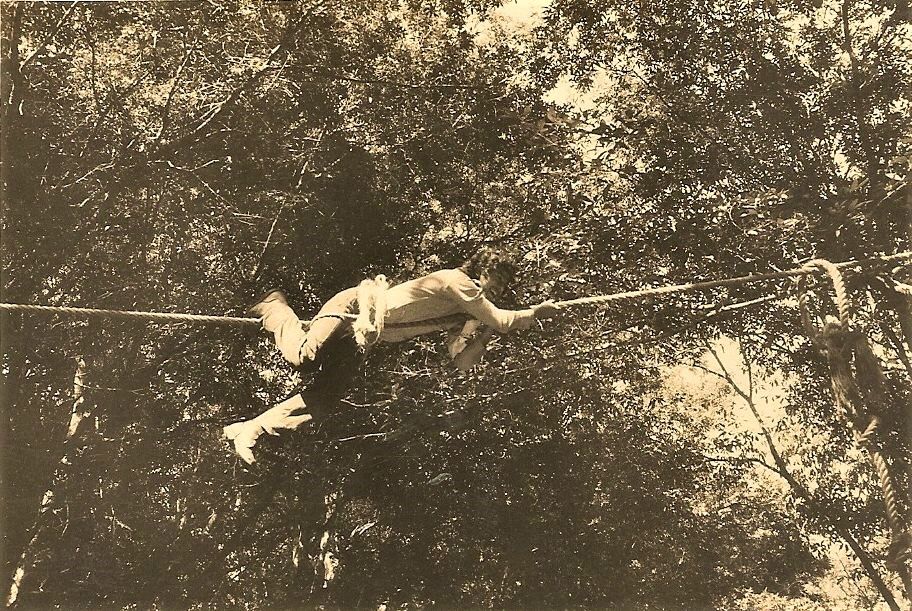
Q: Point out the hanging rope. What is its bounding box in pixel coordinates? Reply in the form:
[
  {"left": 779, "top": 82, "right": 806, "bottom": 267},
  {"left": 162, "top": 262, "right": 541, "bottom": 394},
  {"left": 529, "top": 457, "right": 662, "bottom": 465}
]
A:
[
  {"left": 798, "top": 258, "right": 912, "bottom": 597},
  {"left": 2, "top": 251, "right": 909, "bottom": 328}
]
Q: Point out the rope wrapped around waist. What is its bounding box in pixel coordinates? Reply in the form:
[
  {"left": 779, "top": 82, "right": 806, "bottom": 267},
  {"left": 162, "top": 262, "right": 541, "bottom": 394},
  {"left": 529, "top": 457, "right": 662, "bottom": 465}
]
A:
[{"left": 353, "top": 275, "right": 389, "bottom": 348}]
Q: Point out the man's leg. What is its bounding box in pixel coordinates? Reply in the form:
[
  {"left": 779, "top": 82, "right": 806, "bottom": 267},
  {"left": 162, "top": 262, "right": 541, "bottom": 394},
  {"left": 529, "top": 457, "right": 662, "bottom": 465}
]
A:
[
  {"left": 224, "top": 335, "right": 361, "bottom": 464},
  {"left": 250, "top": 288, "right": 357, "bottom": 366},
  {"left": 226, "top": 289, "right": 359, "bottom": 463},
  {"left": 306, "top": 333, "right": 361, "bottom": 404},
  {"left": 223, "top": 393, "right": 313, "bottom": 464}
]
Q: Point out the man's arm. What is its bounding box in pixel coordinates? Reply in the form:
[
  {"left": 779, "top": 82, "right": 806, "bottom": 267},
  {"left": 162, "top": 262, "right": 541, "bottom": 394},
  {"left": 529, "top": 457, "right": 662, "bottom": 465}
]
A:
[
  {"left": 448, "top": 322, "right": 496, "bottom": 372},
  {"left": 445, "top": 270, "right": 560, "bottom": 333},
  {"left": 445, "top": 304, "right": 561, "bottom": 373},
  {"left": 450, "top": 320, "right": 494, "bottom": 371}
]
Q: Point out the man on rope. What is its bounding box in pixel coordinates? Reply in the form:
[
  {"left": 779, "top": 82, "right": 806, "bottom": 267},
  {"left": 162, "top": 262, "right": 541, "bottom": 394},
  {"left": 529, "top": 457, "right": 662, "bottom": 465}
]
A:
[{"left": 224, "top": 248, "right": 561, "bottom": 463}]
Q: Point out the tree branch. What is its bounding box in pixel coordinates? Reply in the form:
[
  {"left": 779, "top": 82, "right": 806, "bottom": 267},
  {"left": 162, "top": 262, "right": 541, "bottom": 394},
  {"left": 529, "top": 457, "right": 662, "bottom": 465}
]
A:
[
  {"left": 701, "top": 344, "right": 903, "bottom": 610},
  {"left": 6, "top": 357, "right": 91, "bottom": 607},
  {"left": 157, "top": 9, "right": 307, "bottom": 156},
  {"left": 150, "top": 36, "right": 199, "bottom": 149},
  {"left": 19, "top": 1, "right": 80, "bottom": 69},
  {"left": 1, "top": 3, "right": 24, "bottom": 122},
  {"left": 840, "top": 0, "right": 880, "bottom": 183},
  {"left": 309, "top": 69, "right": 493, "bottom": 91}
]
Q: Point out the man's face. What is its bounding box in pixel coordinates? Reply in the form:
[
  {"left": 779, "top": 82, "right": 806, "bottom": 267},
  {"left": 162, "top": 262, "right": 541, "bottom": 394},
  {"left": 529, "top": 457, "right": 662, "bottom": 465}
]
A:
[{"left": 479, "top": 267, "right": 510, "bottom": 298}]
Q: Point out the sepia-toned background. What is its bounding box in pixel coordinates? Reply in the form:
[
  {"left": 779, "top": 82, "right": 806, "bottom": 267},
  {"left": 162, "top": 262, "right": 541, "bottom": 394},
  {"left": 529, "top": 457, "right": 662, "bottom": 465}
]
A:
[{"left": 2, "top": 0, "right": 910, "bottom": 608}]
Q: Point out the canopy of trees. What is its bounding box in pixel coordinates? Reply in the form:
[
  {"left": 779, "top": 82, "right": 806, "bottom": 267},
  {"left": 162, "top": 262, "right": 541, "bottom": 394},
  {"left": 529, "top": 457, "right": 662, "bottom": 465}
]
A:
[{"left": 1, "top": 0, "right": 910, "bottom": 608}]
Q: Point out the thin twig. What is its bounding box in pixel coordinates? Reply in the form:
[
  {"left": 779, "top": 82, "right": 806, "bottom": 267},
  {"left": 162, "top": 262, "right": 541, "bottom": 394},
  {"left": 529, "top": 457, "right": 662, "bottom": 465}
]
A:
[
  {"left": 336, "top": 432, "right": 387, "bottom": 443},
  {"left": 312, "top": 70, "right": 491, "bottom": 91},
  {"left": 160, "top": 160, "right": 230, "bottom": 204},
  {"left": 20, "top": 1, "right": 80, "bottom": 69},
  {"left": 151, "top": 36, "right": 199, "bottom": 149}
]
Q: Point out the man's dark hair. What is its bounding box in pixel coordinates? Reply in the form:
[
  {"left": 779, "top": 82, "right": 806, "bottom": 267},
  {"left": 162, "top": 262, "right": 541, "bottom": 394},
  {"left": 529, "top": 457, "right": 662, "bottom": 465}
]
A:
[{"left": 459, "top": 248, "right": 518, "bottom": 283}]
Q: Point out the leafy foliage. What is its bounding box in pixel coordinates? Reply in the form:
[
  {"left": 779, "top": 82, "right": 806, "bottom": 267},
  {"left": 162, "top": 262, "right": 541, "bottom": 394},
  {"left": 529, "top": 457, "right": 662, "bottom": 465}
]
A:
[{"left": 1, "top": 0, "right": 909, "bottom": 608}]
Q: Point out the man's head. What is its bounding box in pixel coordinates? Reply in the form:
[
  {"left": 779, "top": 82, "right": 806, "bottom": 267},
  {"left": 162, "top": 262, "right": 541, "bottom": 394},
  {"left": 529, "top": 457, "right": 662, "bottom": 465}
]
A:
[{"left": 460, "top": 248, "right": 517, "bottom": 298}]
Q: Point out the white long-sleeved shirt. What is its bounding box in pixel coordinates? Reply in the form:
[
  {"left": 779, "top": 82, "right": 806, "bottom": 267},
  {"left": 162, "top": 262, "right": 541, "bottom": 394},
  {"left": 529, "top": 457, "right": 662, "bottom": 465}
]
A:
[{"left": 378, "top": 269, "right": 535, "bottom": 343}]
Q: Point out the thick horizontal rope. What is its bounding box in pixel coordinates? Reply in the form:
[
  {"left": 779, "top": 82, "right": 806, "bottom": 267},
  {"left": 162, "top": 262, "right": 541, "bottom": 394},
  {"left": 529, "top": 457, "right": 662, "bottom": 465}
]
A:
[
  {"left": 0, "top": 303, "right": 474, "bottom": 330},
  {"left": 310, "top": 311, "right": 476, "bottom": 330},
  {"left": 553, "top": 251, "right": 911, "bottom": 308},
  {"left": 0, "top": 303, "right": 260, "bottom": 326},
  {"left": 1, "top": 251, "right": 909, "bottom": 327}
]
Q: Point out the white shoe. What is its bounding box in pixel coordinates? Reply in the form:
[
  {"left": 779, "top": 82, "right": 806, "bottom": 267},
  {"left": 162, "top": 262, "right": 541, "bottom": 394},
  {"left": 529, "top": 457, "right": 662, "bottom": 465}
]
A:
[
  {"left": 246, "top": 289, "right": 288, "bottom": 319},
  {"left": 224, "top": 395, "right": 313, "bottom": 464}
]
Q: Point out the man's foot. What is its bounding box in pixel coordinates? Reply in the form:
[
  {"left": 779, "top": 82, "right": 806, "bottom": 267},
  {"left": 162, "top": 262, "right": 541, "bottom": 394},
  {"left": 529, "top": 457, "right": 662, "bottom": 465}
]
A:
[
  {"left": 246, "top": 289, "right": 287, "bottom": 318},
  {"left": 224, "top": 420, "right": 272, "bottom": 464}
]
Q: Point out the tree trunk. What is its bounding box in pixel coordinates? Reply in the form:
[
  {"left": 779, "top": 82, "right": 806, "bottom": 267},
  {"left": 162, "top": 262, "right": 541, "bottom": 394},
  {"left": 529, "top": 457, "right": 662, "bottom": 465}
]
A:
[{"left": 6, "top": 358, "right": 89, "bottom": 607}]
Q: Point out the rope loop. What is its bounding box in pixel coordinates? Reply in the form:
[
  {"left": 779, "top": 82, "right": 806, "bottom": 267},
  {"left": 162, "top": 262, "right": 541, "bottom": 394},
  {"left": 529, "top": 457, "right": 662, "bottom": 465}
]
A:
[
  {"left": 352, "top": 275, "right": 389, "bottom": 349},
  {"left": 797, "top": 257, "right": 912, "bottom": 588},
  {"left": 797, "top": 258, "right": 852, "bottom": 343}
]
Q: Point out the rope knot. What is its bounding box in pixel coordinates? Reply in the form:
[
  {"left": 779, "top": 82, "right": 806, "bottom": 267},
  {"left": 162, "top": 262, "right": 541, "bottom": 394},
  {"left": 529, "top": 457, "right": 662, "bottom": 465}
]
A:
[
  {"left": 853, "top": 416, "right": 880, "bottom": 449},
  {"left": 352, "top": 275, "right": 389, "bottom": 349},
  {"left": 819, "top": 321, "right": 853, "bottom": 356},
  {"left": 798, "top": 256, "right": 912, "bottom": 585},
  {"left": 797, "top": 258, "right": 853, "bottom": 347}
]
